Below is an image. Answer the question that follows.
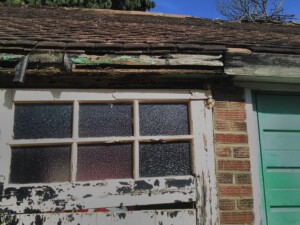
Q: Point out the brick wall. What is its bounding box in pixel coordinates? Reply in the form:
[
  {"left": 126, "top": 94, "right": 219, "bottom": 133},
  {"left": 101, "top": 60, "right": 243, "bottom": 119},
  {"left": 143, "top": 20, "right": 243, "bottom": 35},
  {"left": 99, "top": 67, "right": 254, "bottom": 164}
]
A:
[{"left": 213, "top": 85, "right": 254, "bottom": 225}]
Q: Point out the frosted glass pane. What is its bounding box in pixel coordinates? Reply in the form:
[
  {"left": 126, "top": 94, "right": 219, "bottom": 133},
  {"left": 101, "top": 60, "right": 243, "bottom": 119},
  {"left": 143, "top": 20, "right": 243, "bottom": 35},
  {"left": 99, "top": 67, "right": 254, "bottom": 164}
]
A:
[
  {"left": 14, "top": 104, "right": 72, "bottom": 139},
  {"left": 140, "top": 142, "right": 191, "bottom": 177},
  {"left": 79, "top": 104, "right": 133, "bottom": 137},
  {"left": 77, "top": 144, "right": 133, "bottom": 181},
  {"left": 139, "top": 104, "right": 189, "bottom": 136},
  {"left": 10, "top": 146, "right": 71, "bottom": 183}
]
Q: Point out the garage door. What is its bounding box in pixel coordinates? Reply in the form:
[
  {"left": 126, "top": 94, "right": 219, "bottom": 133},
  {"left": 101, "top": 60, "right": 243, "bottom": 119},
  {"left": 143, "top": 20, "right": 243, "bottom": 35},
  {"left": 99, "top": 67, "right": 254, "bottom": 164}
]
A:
[{"left": 257, "top": 94, "right": 300, "bottom": 225}]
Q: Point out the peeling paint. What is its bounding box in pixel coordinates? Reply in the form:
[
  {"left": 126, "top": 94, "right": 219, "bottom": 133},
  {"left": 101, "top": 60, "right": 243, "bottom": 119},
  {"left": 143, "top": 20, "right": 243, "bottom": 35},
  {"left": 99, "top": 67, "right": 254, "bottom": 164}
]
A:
[
  {"left": 117, "top": 212, "right": 126, "bottom": 219},
  {"left": 36, "top": 187, "right": 58, "bottom": 201},
  {"left": 0, "top": 182, "right": 3, "bottom": 201},
  {"left": 24, "top": 208, "right": 41, "bottom": 213},
  {"left": 34, "top": 215, "right": 44, "bottom": 225},
  {"left": 83, "top": 194, "right": 92, "bottom": 198},
  {"left": 168, "top": 211, "right": 179, "bottom": 218},
  {"left": 4, "top": 187, "right": 34, "bottom": 202},
  {"left": 134, "top": 181, "right": 153, "bottom": 190},
  {"left": 67, "top": 214, "right": 75, "bottom": 222},
  {"left": 0, "top": 176, "right": 195, "bottom": 213},
  {"left": 0, "top": 213, "right": 19, "bottom": 225},
  {"left": 116, "top": 187, "right": 132, "bottom": 194},
  {"left": 165, "top": 179, "right": 193, "bottom": 189}
]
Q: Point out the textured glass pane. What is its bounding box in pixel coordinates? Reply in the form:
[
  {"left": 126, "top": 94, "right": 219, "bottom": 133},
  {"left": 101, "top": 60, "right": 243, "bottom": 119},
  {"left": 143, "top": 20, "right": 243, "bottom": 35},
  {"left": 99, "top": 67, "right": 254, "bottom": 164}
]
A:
[
  {"left": 14, "top": 104, "right": 72, "bottom": 139},
  {"left": 140, "top": 142, "right": 191, "bottom": 177},
  {"left": 140, "top": 104, "right": 189, "bottom": 136},
  {"left": 79, "top": 104, "right": 133, "bottom": 137},
  {"left": 10, "top": 146, "right": 71, "bottom": 183},
  {"left": 77, "top": 144, "right": 133, "bottom": 181}
]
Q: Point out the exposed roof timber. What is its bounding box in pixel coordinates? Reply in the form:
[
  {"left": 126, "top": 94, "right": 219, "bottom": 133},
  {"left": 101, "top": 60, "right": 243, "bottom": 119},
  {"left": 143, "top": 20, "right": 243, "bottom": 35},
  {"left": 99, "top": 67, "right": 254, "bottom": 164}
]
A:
[
  {"left": 0, "top": 53, "right": 224, "bottom": 69},
  {"left": 225, "top": 53, "right": 300, "bottom": 79}
]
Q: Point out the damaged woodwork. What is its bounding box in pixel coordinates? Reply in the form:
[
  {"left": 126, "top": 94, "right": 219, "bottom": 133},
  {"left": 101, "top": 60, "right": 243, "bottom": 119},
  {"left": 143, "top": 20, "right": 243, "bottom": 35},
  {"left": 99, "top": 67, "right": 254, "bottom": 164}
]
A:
[
  {"left": 0, "top": 176, "right": 196, "bottom": 213},
  {"left": 0, "top": 209, "right": 196, "bottom": 225},
  {"left": 0, "top": 68, "right": 224, "bottom": 88},
  {"left": 225, "top": 52, "right": 300, "bottom": 78}
]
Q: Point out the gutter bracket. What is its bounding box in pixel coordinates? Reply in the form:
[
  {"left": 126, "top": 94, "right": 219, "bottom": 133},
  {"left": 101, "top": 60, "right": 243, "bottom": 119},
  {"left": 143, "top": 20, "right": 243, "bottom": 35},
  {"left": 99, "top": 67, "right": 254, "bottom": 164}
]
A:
[
  {"left": 13, "top": 54, "right": 30, "bottom": 83},
  {"left": 64, "top": 53, "right": 75, "bottom": 73}
]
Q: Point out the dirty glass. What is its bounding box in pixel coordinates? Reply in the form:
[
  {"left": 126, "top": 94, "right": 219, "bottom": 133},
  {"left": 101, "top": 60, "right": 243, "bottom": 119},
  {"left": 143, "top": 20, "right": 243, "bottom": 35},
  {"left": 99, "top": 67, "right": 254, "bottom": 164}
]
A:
[
  {"left": 14, "top": 104, "right": 73, "bottom": 139},
  {"left": 77, "top": 143, "right": 133, "bottom": 181},
  {"left": 139, "top": 142, "right": 191, "bottom": 177},
  {"left": 10, "top": 146, "right": 71, "bottom": 183},
  {"left": 79, "top": 104, "right": 133, "bottom": 137},
  {"left": 139, "top": 104, "right": 189, "bottom": 136}
]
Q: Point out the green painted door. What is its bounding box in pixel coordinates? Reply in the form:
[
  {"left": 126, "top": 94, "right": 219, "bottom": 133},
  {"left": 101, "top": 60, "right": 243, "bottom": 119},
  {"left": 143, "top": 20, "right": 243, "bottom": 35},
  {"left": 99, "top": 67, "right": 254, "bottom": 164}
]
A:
[{"left": 257, "top": 94, "right": 300, "bottom": 225}]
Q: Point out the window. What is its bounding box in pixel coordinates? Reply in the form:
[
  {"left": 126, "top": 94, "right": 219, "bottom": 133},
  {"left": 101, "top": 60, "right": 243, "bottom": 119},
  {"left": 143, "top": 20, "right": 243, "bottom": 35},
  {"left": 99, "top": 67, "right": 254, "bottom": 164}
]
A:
[
  {"left": 11, "top": 99, "right": 195, "bottom": 183},
  {"left": 0, "top": 89, "right": 216, "bottom": 212}
]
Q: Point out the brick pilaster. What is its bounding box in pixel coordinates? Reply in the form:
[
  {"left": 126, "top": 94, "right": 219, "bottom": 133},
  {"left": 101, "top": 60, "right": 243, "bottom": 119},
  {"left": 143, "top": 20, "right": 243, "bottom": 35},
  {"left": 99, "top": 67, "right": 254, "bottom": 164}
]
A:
[{"left": 213, "top": 86, "right": 254, "bottom": 225}]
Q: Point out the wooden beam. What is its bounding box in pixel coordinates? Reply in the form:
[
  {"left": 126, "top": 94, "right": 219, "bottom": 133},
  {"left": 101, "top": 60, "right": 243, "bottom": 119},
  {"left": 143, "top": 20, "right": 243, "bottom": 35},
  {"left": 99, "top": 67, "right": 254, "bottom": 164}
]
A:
[
  {"left": 225, "top": 52, "right": 300, "bottom": 78},
  {"left": 70, "top": 54, "right": 223, "bottom": 67}
]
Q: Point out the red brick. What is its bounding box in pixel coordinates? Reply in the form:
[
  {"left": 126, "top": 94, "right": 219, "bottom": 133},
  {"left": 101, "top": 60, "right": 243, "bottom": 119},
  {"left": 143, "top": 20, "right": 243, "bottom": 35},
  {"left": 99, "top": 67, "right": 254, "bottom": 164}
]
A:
[
  {"left": 215, "top": 121, "right": 247, "bottom": 132},
  {"left": 219, "top": 199, "right": 235, "bottom": 210},
  {"left": 216, "top": 147, "right": 232, "bottom": 157},
  {"left": 228, "top": 101, "right": 246, "bottom": 110},
  {"left": 214, "top": 101, "right": 228, "bottom": 108},
  {"left": 215, "top": 134, "right": 248, "bottom": 144},
  {"left": 215, "top": 121, "right": 231, "bottom": 131},
  {"left": 233, "top": 147, "right": 250, "bottom": 158},
  {"left": 214, "top": 110, "right": 246, "bottom": 121},
  {"left": 218, "top": 173, "right": 234, "bottom": 184},
  {"left": 220, "top": 212, "right": 254, "bottom": 224},
  {"left": 237, "top": 199, "right": 254, "bottom": 210},
  {"left": 218, "top": 160, "right": 250, "bottom": 171},
  {"left": 219, "top": 186, "right": 253, "bottom": 197},
  {"left": 214, "top": 101, "right": 246, "bottom": 110},
  {"left": 231, "top": 122, "right": 247, "bottom": 132},
  {"left": 236, "top": 173, "right": 252, "bottom": 184}
]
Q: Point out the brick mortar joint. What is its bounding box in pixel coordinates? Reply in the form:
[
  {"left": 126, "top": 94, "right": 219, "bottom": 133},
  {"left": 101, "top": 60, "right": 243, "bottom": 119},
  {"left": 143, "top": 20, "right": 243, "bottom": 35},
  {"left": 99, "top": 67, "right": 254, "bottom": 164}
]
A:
[{"left": 214, "top": 131, "right": 249, "bottom": 134}]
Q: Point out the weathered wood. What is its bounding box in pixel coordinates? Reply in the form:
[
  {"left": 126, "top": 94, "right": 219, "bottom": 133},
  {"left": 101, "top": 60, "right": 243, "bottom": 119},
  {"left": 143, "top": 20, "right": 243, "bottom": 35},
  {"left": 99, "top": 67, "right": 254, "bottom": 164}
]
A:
[
  {"left": 225, "top": 53, "right": 300, "bottom": 78},
  {"left": 0, "top": 176, "right": 196, "bottom": 213},
  {"left": 0, "top": 68, "right": 224, "bottom": 88},
  {"left": 190, "top": 101, "right": 218, "bottom": 225},
  {"left": 1, "top": 210, "right": 196, "bottom": 225},
  {"left": 71, "top": 54, "right": 223, "bottom": 67}
]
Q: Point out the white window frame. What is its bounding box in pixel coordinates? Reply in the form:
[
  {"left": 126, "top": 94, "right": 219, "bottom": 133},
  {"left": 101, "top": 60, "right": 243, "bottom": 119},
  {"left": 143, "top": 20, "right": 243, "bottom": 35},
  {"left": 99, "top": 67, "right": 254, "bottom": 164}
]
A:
[{"left": 0, "top": 89, "right": 217, "bottom": 225}]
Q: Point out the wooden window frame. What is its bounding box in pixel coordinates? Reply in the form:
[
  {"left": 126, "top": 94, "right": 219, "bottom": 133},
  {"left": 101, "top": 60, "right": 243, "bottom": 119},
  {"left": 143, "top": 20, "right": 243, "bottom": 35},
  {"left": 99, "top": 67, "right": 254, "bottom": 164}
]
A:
[{"left": 0, "top": 89, "right": 218, "bottom": 225}]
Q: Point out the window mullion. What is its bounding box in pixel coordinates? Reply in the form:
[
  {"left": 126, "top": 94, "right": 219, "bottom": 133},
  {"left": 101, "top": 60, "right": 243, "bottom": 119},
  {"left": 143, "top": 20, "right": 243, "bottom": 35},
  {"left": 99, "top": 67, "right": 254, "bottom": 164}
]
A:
[
  {"left": 133, "top": 100, "right": 140, "bottom": 179},
  {"left": 71, "top": 100, "right": 79, "bottom": 182}
]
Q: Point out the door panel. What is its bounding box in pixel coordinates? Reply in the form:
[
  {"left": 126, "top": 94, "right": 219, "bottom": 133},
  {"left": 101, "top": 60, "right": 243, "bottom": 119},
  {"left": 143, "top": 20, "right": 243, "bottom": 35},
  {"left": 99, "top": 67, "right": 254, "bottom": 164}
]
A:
[{"left": 257, "top": 94, "right": 300, "bottom": 225}]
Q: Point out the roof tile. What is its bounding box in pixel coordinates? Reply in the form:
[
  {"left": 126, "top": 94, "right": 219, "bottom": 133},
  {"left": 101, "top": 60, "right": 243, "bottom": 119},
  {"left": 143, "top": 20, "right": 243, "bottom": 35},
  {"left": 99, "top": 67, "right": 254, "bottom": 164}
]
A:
[{"left": 0, "top": 4, "right": 299, "bottom": 54}]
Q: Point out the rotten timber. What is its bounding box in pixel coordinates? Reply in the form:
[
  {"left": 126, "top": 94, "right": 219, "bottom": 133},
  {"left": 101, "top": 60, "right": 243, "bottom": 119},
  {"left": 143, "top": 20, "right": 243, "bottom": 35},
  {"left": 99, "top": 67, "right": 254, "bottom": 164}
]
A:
[
  {"left": 0, "top": 68, "right": 224, "bottom": 88},
  {"left": 0, "top": 53, "right": 223, "bottom": 69},
  {"left": 225, "top": 52, "right": 300, "bottom": 79},
  {"left": 71, "top": 54, "right": 223, "bottom": 67}
]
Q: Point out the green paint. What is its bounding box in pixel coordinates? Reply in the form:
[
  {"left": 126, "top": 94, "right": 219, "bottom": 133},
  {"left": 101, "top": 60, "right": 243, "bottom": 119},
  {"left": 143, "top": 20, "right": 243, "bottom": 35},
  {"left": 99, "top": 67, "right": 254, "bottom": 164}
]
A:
[
  {"left": 71, "top": 55, "right": 145, "bottom": 65},
  {"left": 257, "top": 94, "right": 300, "bottom": 225},
  {"left": 0, "top": 55, "right": 23, "bottom": 61},
  {"left": 71, "top": 57, "right": 114, "bottom": 64}
]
